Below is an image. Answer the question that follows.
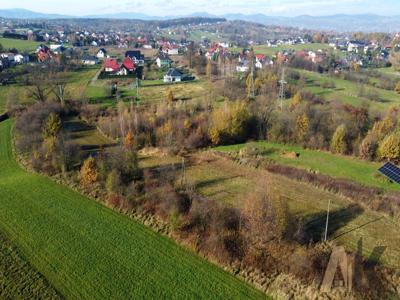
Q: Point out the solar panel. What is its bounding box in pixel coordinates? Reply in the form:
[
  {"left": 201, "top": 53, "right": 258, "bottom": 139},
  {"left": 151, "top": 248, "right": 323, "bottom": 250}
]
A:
[{"left": 378, "top": 162, "right": 400, "bottom": 185}]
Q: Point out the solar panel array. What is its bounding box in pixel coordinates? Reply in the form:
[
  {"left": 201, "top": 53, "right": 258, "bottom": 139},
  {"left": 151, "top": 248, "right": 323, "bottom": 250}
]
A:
[{"left": 378, "top": 162, "right": 400, "bottom": 185}]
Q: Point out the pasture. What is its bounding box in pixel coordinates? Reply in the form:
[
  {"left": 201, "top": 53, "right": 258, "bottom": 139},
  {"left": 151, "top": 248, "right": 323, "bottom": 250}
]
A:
[{"left": 0, "top": 119, "right": 267, "bottom": 299}]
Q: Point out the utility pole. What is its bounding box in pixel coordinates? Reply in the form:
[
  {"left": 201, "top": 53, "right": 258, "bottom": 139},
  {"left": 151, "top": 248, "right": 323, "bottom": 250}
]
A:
[
  {"left": 136, "top": 77, "right": 140, "bottom": 99},
  {"left": 278, "top": 68, "right": 287, "bottom": 111},
  {"left": 181, "top": 157, "right": 186, "bottom": 186},
  {"left": 324, "top": 198, "right": 331, "bottom": 242}
]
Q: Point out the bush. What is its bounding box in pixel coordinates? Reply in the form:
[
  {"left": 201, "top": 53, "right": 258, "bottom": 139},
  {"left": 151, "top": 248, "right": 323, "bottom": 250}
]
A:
[
  {"left": 378, "top": 133, "right": 400, "bottom": 161},
  {"left": 80, "top": 156, "right": 98, "bottom": 187},
  {"left": 359, "top": 133, "right": 378, "bottom": 160},
  {"left": 209, "top": 101, "right": 254, "bottom": 145},
  {"left": 330, "top": 124, "right": 347, "bottom": 154}
]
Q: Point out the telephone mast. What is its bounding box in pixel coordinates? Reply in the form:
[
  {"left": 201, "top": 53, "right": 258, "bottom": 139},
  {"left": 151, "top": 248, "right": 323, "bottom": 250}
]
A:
[{"left": 278, "top": 68, "right": 287, "bottom": 110}]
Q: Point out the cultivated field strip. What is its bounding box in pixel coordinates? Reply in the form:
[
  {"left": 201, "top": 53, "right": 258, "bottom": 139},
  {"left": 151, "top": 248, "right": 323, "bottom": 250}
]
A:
[{"left": 0, "top": 119, "right": 267, "bottom": 299}]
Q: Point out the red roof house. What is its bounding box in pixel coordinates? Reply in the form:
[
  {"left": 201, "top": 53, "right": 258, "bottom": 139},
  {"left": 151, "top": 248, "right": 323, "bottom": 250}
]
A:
[
  {"left": 122, "top": 57, "right": 135, "bottom": 72},
  {"left": 104, "top": 58, "right": 120, "bottom": 73}
]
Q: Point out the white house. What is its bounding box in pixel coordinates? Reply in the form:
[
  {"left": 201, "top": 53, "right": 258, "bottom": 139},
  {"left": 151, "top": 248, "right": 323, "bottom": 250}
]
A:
[
  {"left": 96, "top": 48, "right": 108, "bottom": 59},
  {"left": 236, "top": 63, "right": 249, "bottom": 73},
  {"left": 164, "top": 68, "right": 183, "bottom": 83},
  {"left": 82, "top": 55, "right": 99, "bottom": 65},
  {"left": 348, "top": 41, "right": 365, "bottom": 53},
  {"left": 164, "top": 47, "right": 179, "bottom": 55},
  {"left": 14, "top": 54, "right": 26, "bottom": 64},
  {"left": 156, "top": 52, "right": 172, "bottom": 68}
]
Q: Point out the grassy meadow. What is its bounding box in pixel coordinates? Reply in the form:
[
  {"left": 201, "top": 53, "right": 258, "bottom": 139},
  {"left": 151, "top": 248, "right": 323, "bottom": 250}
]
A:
[
  {"left": 0, "top": 119, "right": 267, "bottom": 299},
  {"left": 0, "top": 67, "right": 99, "bottom": 113},
  {"left": 87, "top": 78, "right": 211, "bottom": 107},
  {"left": 214, "top": 141, "right": 399, "bottom": 191},
  {"left": 298, "top": 70, "right": 400, "bottom": 110},
  {"left": 230, "top": 43, "right": 332, "bottom": 57},
  {"left": 0, "top": 37, "right": 41, "bottom": 52}
]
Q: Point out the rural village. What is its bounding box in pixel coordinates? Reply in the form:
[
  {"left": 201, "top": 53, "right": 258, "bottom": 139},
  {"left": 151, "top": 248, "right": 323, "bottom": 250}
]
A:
[{"left": 0, "top": 8, "right": 400, "bottom": 300}]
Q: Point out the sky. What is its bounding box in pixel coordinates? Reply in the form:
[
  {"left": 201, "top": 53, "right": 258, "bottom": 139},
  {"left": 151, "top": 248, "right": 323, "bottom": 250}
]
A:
[{"left": 1, "top": 0, "right": 400, "bottom": 17}]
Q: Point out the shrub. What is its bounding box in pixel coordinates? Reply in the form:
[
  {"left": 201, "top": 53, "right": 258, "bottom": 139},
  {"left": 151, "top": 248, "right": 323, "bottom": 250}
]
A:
[
  {"left": 394, "top": 81, "right": 400, "bottom": 94},
  {"left": 359, "top": 133, "right": 378, "bottom": 160},
  {"left": 330, "top": 124, "right": 347, "bottom": 154},
  {"left": 106, "top": 169, "right": 122, "bottom": 195},
  {"left": 80, "top": 156, "right": 98, "bottom": 186},
  {"left": 378, "top": 133, "right": 400, "bottom": 161},
  {"left": 296, "top": 113, "right": 309, "bottom": 142},
  {"left": 209, "top": 101, "right": 253, "bottom": 145}
]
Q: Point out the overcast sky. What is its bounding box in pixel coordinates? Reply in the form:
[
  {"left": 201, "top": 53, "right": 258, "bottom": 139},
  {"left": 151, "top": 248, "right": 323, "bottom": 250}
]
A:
[{"left": 1, "top": 0, "right": 400, "bottom": 17}]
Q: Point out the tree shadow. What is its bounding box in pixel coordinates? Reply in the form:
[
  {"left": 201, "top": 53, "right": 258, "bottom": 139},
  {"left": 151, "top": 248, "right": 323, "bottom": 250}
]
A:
[
  {"left": 332, "top": 216, "right": 384, "bottom": 241},
  {"left": 195, "top": 175, "right": 242, "bottom": 190},
  {"left": 301, "top": 204, "right": 364, "bottom": 244}
]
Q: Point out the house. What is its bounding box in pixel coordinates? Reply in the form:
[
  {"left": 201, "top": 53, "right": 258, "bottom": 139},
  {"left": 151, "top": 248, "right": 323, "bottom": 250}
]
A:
[
  {"left": 255, "top": 54, "right": 265, "bottom": 69},
  {"left": 236, "top": 63, "right": 249, "bottom": 73},
  {"left": 36, "top": 45, "right": 52, "bottom": 62},
  {"left": 348, "top": 41, "right": 365, "bottom": 53},
  {"left": 0, "top": 53, "right": 15, "bottom": 63},
  {"left": 51, "top": 45, "right": 67, "bottom": 55},
  {"left": 119, "top": 57, "right": 136, "bottom": 75},
  {"left": 103, "top": 58, "right": 120, "bottom": 73},
  {"left": 82, "top": 55, "right": 99, "bottom": 65},
  {"left": 155, "top": 52, "right": 172, "bottom": 68},
  {"left": 97, "top": 48, "right": 108, "bottom": 59},
  {"left": 14, "top": 54, "right": 27, "bottom": 64},
  {"left": 164, "top": 68, "right": 184, "bottom": 82},
  {"left": 162, "top": 45, "right": 179, "bottom": 56},
  {"left": 125, "top": 50, "right": 144, "bottom": 64}
]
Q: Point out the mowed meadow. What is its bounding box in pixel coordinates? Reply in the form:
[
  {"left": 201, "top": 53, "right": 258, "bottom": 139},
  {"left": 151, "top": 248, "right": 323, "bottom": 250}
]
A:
[{"left": 0, "top": 119, "right": 267, "bottom": 299}]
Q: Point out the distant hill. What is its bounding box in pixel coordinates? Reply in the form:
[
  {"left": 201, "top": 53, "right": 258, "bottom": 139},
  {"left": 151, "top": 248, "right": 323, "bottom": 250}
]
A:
[
  {"left": 0, "top": 8, "right": 399, "bottom": 32},
  {"left": 220, "top": 13, "right": 400, "bottom": 33},
  {"left": 0, "top": 8, "right": 71, "bottom": 19}
]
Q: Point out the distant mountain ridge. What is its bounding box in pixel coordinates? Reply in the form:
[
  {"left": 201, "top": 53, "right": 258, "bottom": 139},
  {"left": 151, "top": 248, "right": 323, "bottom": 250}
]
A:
[
  {"left": 0, "top": 8, "right": 71, "bottom": 19},
  {"left": 0, "top": 8, "right": 399, "bottom": 32}
]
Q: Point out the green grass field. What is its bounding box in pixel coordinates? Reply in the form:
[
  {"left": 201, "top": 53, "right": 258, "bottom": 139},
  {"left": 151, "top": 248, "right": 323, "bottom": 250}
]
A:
[
  {"left": 0, "top": 119, "right": 267, "bottom": 299},
  {"left": 0, "top": 37, "right": 41, "bottom": 52},
  {"left": 87, "top": 78, "right": 210, "bottom": 107},
  {"left": 230, "top": 43, "right": 332, "bottom": 57},
  {"left": 0, "top": 230, "right": 62, "bottom": 299},
  {"left": 214, "top": 141, "right": 400, "bottom": 191},
  {"left": 0, "top": 67, "right": 100, "bottom": 114},
  {"left": 299, "top": 70, "right": 400, "bottom": 110}
]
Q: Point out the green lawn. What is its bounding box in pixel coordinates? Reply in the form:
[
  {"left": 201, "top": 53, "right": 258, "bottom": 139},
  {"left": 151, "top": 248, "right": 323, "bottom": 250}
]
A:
[
  {"left": 214, "top": 141, "right": 400, "bottom": 191},
  {"left": 0, "top": 119, "right": 267, "bottom": 299},
  {"left": 0, "top": 37, "right": 41, "bottom": 52}
]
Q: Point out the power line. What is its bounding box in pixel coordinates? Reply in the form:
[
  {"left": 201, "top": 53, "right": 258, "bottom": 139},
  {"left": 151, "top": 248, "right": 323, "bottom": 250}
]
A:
[{"left": 278, "top": 67, "right": 287, "bottom": 111}]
